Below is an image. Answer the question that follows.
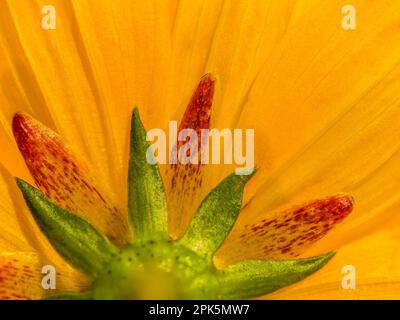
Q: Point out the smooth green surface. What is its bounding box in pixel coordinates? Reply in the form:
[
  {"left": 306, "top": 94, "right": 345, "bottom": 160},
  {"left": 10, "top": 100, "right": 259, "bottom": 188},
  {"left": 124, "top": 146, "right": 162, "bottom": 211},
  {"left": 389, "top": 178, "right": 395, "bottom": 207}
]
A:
[
  {"left": 16, "top": 179, "right": 117, "bottom": 278},
  {"left": 92, "top": 241, "right": 220, "bottom": 299},
  {"left": 128, "top": 108, "right": 168, "bottom": 242},
  {"left": 218, "top": 252, "right": 335, "bottom": 299},
  {"left": 180, "top": 171, "right": 254, "bottom": 262}
]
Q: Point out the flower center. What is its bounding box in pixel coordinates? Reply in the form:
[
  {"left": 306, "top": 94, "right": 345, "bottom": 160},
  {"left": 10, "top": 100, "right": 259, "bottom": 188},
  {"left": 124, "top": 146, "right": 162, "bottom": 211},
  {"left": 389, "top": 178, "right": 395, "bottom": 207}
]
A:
[{"left": 91, "top": 240, "right": 220, "bottom": 299}]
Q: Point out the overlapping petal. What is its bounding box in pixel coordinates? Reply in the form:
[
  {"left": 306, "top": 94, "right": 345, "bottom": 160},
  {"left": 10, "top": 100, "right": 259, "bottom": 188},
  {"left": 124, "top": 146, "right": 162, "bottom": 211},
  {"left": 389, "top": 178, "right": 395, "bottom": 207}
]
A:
[
  {"left": 0, "top": 252, "right": 88, "bottom": 300},
  {"left": 215, "top": 195, "right": 353, "bottom": 266},
  {"left": 165, "top": 74, "right": 215, "bottom": 238},
  {"left": 0, "top": 166, "right": 34, "bottom": 252},
  {"left": 0, "top": 0, "right": 171, "bottom": 209},
  {"left": 233, "top": 0, "right": 400, "bottom": 250},
  {"left": 12, "top": 112, "right": 129, "bottom": 244},
  {"left": 268, "top": 224, "right": 400, "bottom": 299}
]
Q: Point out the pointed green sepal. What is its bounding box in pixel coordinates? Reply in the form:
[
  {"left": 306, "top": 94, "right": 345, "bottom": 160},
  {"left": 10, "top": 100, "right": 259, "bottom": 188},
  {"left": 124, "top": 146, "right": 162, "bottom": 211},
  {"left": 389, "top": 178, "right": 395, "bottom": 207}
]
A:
[
  {"left": 217, "top": 252, "right": 335, "bottom": 299},
  {"left": 180, "top": 170, "right": 255, "bottom": 262},
  {"left": 44, "top": 292, "right": 92, "bottom": 300},
  {"left": 128, "top": 108, "right": 168, "bottom": 242},
  {"left": 16, "top": 179, "right": 118, "bottom": 278}
]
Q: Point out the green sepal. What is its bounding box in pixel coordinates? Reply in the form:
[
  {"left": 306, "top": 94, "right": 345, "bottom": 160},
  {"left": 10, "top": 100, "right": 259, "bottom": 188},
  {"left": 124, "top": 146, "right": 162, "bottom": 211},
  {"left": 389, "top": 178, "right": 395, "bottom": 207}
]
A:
[
  {"left": 217, "top": 252, "right": 335, "bottom": 299},
  {"left": 128, "top": 107, "right": 168, "bottom": 242},
  {"left": 16, "top": 179, "right": 118, "bottom": 278},
  {"left": 180, "top": 171, "right": 255, "bottom": 262},
  {"left": 44, "top": 292, "right": 92, "bottom": 300}
]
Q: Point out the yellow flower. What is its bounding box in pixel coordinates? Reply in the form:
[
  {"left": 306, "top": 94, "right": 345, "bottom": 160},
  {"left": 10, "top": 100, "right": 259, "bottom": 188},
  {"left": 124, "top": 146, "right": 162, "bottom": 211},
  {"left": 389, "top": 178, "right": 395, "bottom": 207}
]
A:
[{"left": 0, "top": 0, "right": 399, "bottom": 299}]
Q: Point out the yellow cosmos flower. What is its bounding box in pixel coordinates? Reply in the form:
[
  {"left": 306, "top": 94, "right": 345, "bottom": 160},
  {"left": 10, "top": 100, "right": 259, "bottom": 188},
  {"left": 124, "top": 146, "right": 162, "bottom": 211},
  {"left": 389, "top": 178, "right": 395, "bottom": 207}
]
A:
[{"left": 0, "top": 0, "right": 399, "bottom": 299}]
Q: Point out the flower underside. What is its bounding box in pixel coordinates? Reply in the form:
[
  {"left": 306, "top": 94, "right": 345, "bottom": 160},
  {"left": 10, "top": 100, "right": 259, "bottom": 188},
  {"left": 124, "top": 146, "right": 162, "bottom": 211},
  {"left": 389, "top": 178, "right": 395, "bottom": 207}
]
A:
[{"left": 13, "top": 75, "right": 353, "bottom": 300}]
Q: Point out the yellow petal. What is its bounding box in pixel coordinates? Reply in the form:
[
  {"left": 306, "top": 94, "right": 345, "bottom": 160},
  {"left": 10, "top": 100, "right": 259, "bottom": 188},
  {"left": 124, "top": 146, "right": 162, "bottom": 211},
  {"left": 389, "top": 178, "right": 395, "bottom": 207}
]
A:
[
  {"left": 0, "top": 252, "right": 44, "bottom": 299},
  {"left": 0, "top": 123, "right": 31, "bottom": 183},
  {"left": 268, "top": 224, "right": 400, "bottom": 299},
  {"left": 307, "top": 154, "right": 400, "bottom": 255},
  {"left": 0, "top": 252, "right": 88, "bottom": 300},
  {"left": 0, "top": 165, "right": 34, "bottom": 252},
  {"left": 168, "top": 0, "right": 179, "bottom": 32},
  {"left": 167, "top": 0, "right": 326, "bottom": 128},
  {"left": 164, "top": 0, "right": 224, "bottom": 123},
  {"left": 0, "top": 0, "right": 171, "bottom": 208},
  {"left": 288, "top": 0, "right": 322, "bottom": 28},
  {"left": 0, "top": 25, "right": 54, "bottom": 178},
  {"left": 205, "top": 0, "right": 298, "bottom": 129},
  {"left": 12, "top": 112, "right": 130, "bottom": 244},
  {"left": 68, "top": 0, "right": 171, "bottom": 173},
  {"left": 0, "top": 0, "right": 114, "bottom": 197},
  {"left": 235, "top": 0, "right": 400, "bottom": 245},
  {"left": 0, "top": 163, "right": 87, "bottom": 272}
]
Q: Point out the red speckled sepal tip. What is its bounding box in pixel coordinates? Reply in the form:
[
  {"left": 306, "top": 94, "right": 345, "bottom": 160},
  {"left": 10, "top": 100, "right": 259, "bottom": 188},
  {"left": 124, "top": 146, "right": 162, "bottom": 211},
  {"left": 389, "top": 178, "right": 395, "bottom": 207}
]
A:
[
  {"left": 12, "top": 112, "right": 128, "bottom": 244},
  {"left": 167, "top": 74, "right": 216, "bottom": 237},
  {"left": 218, "top": 195, "right": 353, "bottom": 262}
]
